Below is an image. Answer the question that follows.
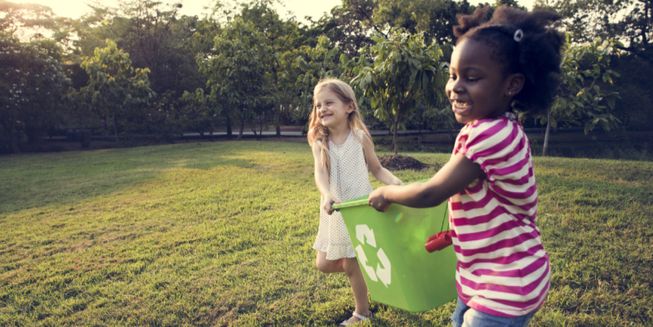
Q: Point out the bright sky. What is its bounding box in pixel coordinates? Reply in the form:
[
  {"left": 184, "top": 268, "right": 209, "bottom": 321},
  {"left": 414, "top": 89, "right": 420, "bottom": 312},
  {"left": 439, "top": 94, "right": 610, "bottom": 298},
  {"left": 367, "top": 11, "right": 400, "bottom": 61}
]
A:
[
  {"left": 10, "top": 0, "right": 342, "bottom": 21},
  {"left": 11, "top": 0, "right": 535, "bottom": 21}
]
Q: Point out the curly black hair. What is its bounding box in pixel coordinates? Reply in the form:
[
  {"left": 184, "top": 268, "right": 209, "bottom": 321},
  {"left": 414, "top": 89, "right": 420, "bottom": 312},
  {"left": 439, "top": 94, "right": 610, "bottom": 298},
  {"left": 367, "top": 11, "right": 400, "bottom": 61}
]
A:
[{"left": 453, "top": 5, "right": 565, "bottom": 114}]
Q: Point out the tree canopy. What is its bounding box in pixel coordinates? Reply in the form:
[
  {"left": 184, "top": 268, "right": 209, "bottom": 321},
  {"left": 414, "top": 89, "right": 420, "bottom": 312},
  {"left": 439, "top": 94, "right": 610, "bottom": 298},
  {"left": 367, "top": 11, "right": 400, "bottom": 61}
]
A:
[
  {"left": 0, "top": 0, "right": 650, "bottom": 154},
  {"left": 352, "top": 29, "right": 446, "bottom": 154}
]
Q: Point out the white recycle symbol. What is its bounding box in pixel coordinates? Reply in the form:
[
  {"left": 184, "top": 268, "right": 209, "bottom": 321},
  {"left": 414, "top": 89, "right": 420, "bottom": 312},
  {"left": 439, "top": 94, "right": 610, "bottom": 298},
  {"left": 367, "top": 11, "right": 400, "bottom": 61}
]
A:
[{"left": 354, "top": 224, "right": 391, "bottom": 287}]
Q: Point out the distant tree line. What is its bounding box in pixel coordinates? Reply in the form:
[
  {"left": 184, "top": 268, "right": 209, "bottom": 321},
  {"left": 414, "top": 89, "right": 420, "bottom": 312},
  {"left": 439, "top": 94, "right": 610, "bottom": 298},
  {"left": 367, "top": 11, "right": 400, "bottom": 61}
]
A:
[{"left": 1, "top": 0, "right": 651, "bottom": 154}]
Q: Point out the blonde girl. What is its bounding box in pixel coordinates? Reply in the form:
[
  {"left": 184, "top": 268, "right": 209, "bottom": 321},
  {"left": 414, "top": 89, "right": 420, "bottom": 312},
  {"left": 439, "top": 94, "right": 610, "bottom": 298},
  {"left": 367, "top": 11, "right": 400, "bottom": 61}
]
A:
[{"left": 308, "top": 78, "right": 401, "bottom": 325}]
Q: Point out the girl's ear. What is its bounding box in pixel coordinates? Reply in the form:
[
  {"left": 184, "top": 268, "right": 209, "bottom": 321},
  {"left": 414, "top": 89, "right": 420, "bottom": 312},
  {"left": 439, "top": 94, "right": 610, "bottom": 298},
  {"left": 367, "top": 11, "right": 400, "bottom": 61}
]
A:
[
  {"left": 346, "top": 102, "right": 355, "bottom": 114},
  {"left": 505, "top": 73, "right": 525, "bottom": 97}
]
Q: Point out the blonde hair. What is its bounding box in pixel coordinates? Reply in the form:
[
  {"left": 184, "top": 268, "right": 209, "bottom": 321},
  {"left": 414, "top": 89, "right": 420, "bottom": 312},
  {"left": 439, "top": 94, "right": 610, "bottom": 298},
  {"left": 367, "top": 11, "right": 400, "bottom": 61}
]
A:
[{"left": 307, "top": 78, "right": 371, "bottom": 172}]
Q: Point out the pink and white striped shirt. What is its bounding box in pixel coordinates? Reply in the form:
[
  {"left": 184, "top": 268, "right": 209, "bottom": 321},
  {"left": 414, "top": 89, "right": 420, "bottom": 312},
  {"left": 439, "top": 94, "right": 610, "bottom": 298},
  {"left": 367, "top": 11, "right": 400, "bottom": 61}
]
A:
[{"left": 449, "top": 114, "right": 550, "bottom": 317}]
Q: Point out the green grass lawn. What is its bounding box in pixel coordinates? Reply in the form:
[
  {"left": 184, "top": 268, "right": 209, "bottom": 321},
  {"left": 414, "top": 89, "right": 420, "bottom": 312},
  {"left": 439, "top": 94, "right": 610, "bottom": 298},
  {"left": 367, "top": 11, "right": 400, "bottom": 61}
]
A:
[{"left": 1, "top": 141, "right": 651, "bottom": 326}]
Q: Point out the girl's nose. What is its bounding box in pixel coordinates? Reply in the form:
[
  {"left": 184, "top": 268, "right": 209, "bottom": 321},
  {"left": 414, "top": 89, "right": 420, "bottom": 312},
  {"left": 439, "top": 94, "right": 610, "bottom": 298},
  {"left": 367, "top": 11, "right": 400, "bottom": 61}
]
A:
[
  {"left": 446, "top": 79, "right": 463, "bottom": 95},
  {"left": 450, "top": 82, "right": 465, "bottom": 94}
]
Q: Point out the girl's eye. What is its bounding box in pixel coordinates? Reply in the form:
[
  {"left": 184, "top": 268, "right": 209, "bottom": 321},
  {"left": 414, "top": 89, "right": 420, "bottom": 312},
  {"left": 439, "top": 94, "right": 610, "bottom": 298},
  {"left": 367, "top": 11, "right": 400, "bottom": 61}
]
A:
[
  {"left": 466, "top": 76, "right": 479, "bottom": 82},
  {"left": 449, "top": 74, "right": 457, "bottom": 80}
]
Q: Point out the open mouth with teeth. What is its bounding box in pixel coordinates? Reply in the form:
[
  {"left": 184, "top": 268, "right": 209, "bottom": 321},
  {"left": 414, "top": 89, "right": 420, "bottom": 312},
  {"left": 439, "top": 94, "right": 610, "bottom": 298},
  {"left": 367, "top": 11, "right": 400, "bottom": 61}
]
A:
[
  {"left": 451, "top": 99, "right": 471, "bottom": 114},
  {"left": 319, "top": 112, "right": 335, "bottom": 124}
]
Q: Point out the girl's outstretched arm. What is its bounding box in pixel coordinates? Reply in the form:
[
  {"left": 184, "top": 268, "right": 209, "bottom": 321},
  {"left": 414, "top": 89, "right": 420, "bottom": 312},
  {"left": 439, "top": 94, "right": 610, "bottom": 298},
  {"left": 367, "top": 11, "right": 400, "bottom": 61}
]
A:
[
  {"left": 368, "top": 153, "right": 482, "bottom": 211},
  {"left": 312, "top": 142, "right": 339, "bottom": 213},
  {"left": 361, "top": 133, "right": 402, "bottom": 186}
]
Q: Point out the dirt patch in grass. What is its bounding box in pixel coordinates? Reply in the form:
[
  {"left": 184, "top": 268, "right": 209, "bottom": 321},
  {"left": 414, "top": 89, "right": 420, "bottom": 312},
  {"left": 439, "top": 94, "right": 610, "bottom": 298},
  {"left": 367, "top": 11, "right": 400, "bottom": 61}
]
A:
[{"left": 379, "top": 154, "right": 430, "bottom": 170}]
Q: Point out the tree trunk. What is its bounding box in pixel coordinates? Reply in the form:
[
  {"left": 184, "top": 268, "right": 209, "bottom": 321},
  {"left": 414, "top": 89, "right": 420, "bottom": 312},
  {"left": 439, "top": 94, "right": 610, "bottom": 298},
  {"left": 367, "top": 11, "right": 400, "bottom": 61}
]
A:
[
  {"left": 275, "top": 105, "right": 281, "bottom": 137},
  {"left": 26, "top": 127, "right": 40, "bottom": 146},
  {"left": 225, "top": 111, "right": 232, "bottom": 137},
  {"left": 642, "top": 0, "right": 650, "bottom": 47},
  {"left": 4, "top": 124, "right": 20, "bottom": 153},
  {"left": 80, "top": 130, "right": 91, "bottom": 149},
  {"left": 238, "top": 114, "right": 244, "bottom": 139},
  {"left": 542, "top": 109, "right": 552, "bottom": 156},
  {"left": 10, "top": 132, "right": 19, "bottom": 153},
  {"left": 392, "top": 118, "right": 399, "bottom": 156},
  {"left": 392, "top": 104, "right": 403, "bottom": 156},
  {"left": 113, "top": 114, "right": 119, "bottom": 142}
]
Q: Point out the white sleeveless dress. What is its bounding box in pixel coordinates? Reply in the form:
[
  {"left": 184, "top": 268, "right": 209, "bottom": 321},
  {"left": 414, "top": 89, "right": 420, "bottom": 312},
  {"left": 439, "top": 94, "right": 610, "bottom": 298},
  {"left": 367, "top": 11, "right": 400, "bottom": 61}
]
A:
[{"left": 313, "top": 129, "right": 373, "bottom": 260}]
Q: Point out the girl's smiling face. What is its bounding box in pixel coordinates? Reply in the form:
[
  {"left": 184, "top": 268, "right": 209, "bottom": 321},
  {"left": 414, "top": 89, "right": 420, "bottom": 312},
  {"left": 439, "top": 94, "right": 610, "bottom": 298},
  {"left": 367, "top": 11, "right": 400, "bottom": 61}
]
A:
[
  {"left": 445, "top": 38, "right": 523, "bottom": 124},
  {"left": 314, "top": 89, "right": 354, "bottom": 129}
]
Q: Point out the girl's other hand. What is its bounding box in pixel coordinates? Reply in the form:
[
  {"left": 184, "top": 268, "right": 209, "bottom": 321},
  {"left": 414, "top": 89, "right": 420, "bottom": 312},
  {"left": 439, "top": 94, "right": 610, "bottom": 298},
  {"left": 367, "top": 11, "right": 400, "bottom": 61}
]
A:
[
  {"left": 323, "top": 194, "right": 340, "bottom": 214},
  {"left": 368, "top": 186, "right": 391, "bottom": 212}
]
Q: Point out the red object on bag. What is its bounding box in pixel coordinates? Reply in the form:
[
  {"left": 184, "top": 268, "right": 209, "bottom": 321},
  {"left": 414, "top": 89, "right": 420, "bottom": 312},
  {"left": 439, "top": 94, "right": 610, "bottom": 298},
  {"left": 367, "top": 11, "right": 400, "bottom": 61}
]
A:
[{"left": 425, "top": 230, "right": 452, "bottom": 252}]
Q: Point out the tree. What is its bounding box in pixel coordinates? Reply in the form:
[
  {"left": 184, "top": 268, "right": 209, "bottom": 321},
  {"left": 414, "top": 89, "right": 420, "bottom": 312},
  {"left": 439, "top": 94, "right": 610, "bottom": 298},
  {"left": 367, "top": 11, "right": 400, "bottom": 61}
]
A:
[
  {"left": 0, "top": 1, "right": 70, "bottom": 39},
  {"left": 276, "top": 32, "right": 308, "bottom": 128},
  {"left": 201, "top": 15, "right": 271, "bottom": 138},
  {"left": 71, "top": 1, "right": 206, "bottom": 99},
  {"left": 179, "top": 88, "right": 217, "bottom": 137},
  {"left": 610, "top": 50, "right": 653, "bottom": 130},
  {"left": 307, "top": 0, "right": 376, "bottom": 57},
  {"left": 309, "top": 35, "right": 351, "bottom": 110},
  {"left": 0, "top": 33, "right": 70, "bottom": 153},
  {"left": 311, "top": 0, "right": 472, "bottom": 54},
  {"left": 240, "top": 0, "right": 300, "bottom": 136},
  {"left": 538, "top": 0, "right": 652, "bottom": 62},
  {"left": 538, "top": 38, "right": 620, "bottom": 156},
  {"left": 78, "top": 40, "right": 153, "bottom": 140},
  {"left": 372, "top": 0, "right": 474, "bottom": 44},
  {"left": 352, "top": 29, "right": 446, "bottom": 155},
  {"left": 118, "top": 0, "right": 204, "bottom": 95}
]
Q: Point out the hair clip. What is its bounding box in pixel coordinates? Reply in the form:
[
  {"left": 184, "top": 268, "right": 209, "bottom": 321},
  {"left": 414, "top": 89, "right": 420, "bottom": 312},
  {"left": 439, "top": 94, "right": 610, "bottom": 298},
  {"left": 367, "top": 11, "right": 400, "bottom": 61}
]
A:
[{"left": 513, "top": 29, "right": 524, "bottom": 42}]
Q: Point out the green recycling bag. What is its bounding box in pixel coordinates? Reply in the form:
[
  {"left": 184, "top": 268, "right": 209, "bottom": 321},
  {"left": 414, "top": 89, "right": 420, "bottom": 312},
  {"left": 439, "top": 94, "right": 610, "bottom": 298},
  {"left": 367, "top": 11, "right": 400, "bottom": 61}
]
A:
[{"left": 334, "top": 198, "right": 457, "bottom": 312}]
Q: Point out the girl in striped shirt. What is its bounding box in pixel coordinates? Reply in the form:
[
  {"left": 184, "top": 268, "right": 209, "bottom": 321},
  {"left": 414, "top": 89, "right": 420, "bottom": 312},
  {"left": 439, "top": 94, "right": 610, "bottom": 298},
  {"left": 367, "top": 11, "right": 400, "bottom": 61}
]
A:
[{"left": 367, "top": 5, "right": 564, "bottom": 327}]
